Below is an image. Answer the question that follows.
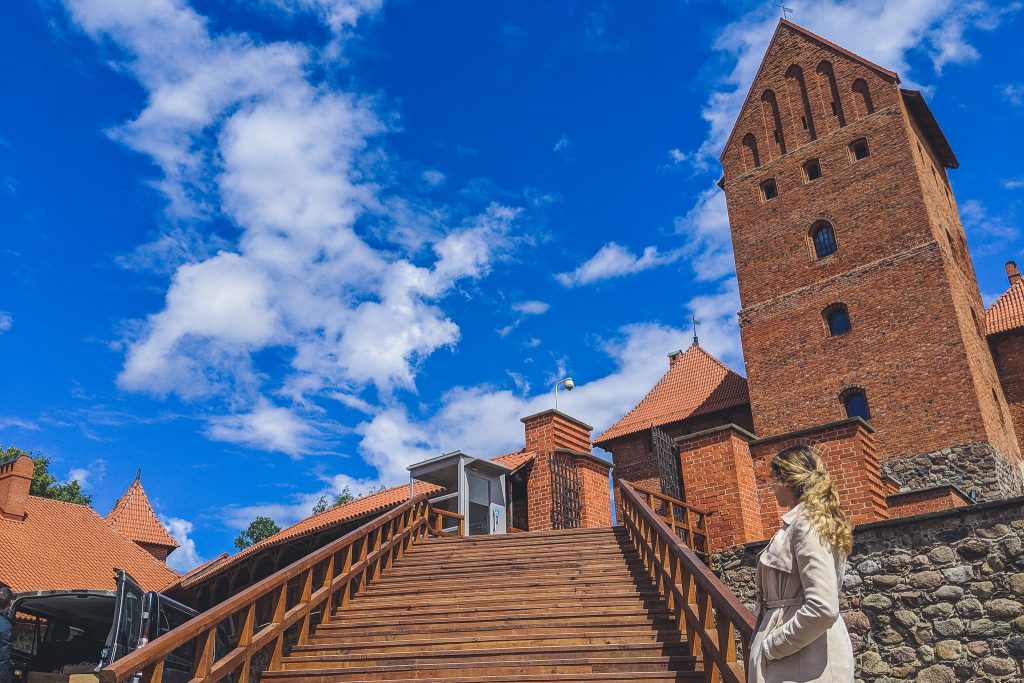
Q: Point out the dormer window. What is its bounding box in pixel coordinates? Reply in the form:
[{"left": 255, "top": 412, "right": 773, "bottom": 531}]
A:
[
  {"left": 804, "top": 158, "right": 822, "bottom": 181},
  {"left": 761, "top": 179, "right": 778, "bottom": 201},
  {"left": 850, "top": 138, "right": 870, "bottom": 161}
]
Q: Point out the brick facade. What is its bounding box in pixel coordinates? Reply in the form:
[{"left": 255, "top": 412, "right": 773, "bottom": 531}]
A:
[
  {"left": 991, "top": 327, "right": 1024, "bottom": 460},
  {"left": 0, "top": 455, "right": 32, "bottom": 521},
  {"left": 719, "top": 21, "right": 1020, "bottom": 496},
  {"left": 885, "top": 485, "right": 972, "bottom": 518}
]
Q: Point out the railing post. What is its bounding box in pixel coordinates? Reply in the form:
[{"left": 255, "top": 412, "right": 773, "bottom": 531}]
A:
[
  {"left": 140, "top": 658, "right": 164, "bottom": 683},
  {"left": 269, "top": 583, "right": 288, "bottom": 668},
  {"left": 320, "top": 554, "right": 336, "bottom": 626},
  {"left": 235, "top": 602, "right": 256, "bottom": 683},
  {"left": 192, "top": 628, "right": 217, "bottom": 682},
  {"left": 297, "top": 568, "right": 314, "bottom": 645}
]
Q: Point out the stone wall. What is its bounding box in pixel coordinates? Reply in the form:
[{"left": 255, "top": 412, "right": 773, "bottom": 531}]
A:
[
  {"left": 883, "top": 442, "right": 1023, "bottom": 502},
  {"left": 713, "top": 497, "right": 1024, "bottom": 682}
]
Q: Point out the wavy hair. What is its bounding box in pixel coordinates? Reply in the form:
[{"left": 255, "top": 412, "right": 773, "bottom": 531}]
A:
[{"left": 771, "top": 445, "right": 853, "bottom": 555}]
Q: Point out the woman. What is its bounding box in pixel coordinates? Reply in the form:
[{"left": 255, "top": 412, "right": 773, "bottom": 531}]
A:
[{"left": 748, "top": 445, "right": 855, "bottom": 683}]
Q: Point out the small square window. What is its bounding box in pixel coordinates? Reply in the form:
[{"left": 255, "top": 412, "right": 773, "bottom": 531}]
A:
[
  {"left": 851, "top": 139, "right": 870, "bottom": 160},
  {"left": 804, "top": 159, "right": 822, "bottom": 181},
  {"left": 761, "top": 179, "right": 778, "bottom": 201}
]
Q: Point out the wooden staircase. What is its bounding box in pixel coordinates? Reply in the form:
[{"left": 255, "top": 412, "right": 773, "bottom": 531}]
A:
[{"left": 264, "top": 527, "right": 702, "bottom": 682}]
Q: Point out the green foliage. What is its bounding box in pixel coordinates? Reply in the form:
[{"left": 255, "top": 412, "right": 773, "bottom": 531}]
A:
[
  {"left": 1, "top": 446, "right": 93, "bottom": 506},
  {"left": 311, "top": 486, "right": 359, "bottom": 515},
  {"left": 234, "top": 516, "right": 281, "bottom": 550}
]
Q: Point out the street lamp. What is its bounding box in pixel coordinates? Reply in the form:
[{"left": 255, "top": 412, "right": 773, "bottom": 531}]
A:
[{"left": 554, "top": 377, "right": 574, "bottom": 411}]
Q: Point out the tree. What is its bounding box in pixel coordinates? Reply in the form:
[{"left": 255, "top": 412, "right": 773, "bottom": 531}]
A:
[
  {"left": 1, "top": 446, "right": 92, "bottom": 506},
  {"left": 234, "top": 516, "right": 281, "bottom": 550},
  {"left": 311, "top": 486, "right": 357, "bottom": 515}
]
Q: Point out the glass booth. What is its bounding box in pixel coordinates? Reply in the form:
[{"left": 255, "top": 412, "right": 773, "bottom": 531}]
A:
[{"left": 407, "top": 451, "right": 510, "bottom": 535}]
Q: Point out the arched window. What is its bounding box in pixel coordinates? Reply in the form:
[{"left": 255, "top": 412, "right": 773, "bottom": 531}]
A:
[
  {"left": 804, "top": 158, "right": 822, "bottom": 181},
  {"left": 811, "top": 221, "right": 837, "bottom": 258},
  {"left": 741, "top": 133, "right": 761, "bottom": 170},
  {"left": 785, "top": 64, "right": 816, "bottom": 142},
  {"left": 761, "top": 178, "right": 778, "bottom": 201},
  {"left": 824, "top": 304, "right": 851, "bottom": 336},
  {"left": 850, "top": 138, "right": 869, "bottom": 161},
  {"left": 852, "top": 78, "right": 874, "bottom": 117},
  {"left": 761, "top": 90, "right": 786, "bottom": 157},
  {"left": 816, "top": 61, "right": 846, "bottom": 129},
  {"left": 841, "top": 388, "right": 871, "bottom": 421}
]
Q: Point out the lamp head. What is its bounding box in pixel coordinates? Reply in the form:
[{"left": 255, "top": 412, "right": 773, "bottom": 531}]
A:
[{"left": 564, "top": 377, "right": 574, "bottom": 391}]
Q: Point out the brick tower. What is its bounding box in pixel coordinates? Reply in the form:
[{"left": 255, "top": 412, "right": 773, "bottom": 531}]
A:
[{"left": 719, "top": 21, "right": 1022, "bottom": 499}]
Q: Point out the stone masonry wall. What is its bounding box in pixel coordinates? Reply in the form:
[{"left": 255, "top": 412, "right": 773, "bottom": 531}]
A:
[
  {"left": 883, "top": 442, "right": 1023, "bottom": 502},
  {"left": 713, "top": 498, "right": 1024, "bottom": 682}
]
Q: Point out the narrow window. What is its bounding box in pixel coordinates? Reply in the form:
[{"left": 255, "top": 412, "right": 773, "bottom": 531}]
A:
[
  {"left": 850, "top": 138, "right": 869, "bottom": 161},
  {"left": 815, "top": 61, "right": 846, "bottom": 129},
  {"left": 761, "top": 90, "right": 786, "bottom": 156},
  {"left": 785, "top": 64, "right": 816, "bottom": 142},
  {"left": 804, "top": 158, "right": 822, "bottom": 181},
  {"left": 761, "top": 178, "right": 778, "bottom": 201},
  {"left": 852, "top": 78, "right": 874, "bottom": 117},
  {"left": 824, "top": 304, "right": 851, "bottom": 336},
  {"left": 811, "top": 221, "right": 837, "bottom": 258},
  {"left": 843, "top": 389, "right": 871, "bottom": 421},
  {"left": 741, "top": 133, "right": 761, "bottom": 170}
]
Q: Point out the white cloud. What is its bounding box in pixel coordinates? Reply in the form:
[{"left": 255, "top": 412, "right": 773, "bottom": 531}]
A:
[
  {"left": 674, "top": 185, "right": 735, "bottom": 282},
  {"left": 961, "top": 199, "right": 1020, "bottom": 246},
  {"left": 0, "top": 312, "right": 11, "bottom": 333},
  {"left": 1003, "top": 84, "right": 1024, "bottom": 106},
  {"left": 63, "top": 0, "right": 524, "bottom": 454},
  {"left": 162, "top": 516, "right": 206, "bottom": 572},
  {"left": 556, "top": 243, "right": 684, "bottom": 287},
  {"left": 511, "top": 300, "right": 549, "bottom": 316},
  {"left": 66, "top": 460, "right": 106, "bottom": 490},
  {"left": 0, "top": 416, "right": 39, "bottom": 431},
  {"left": 553, "top": 133, "right": 570, "bottom": 152},
  {"left": 422, "top": 169, "right": 446, "bottom": 186},
  {"left": 223, "top": 471, "right": 380, "bottom": 531},
  {"left": 1004, "top": 178, "right": 1024, "bottom": 190}
]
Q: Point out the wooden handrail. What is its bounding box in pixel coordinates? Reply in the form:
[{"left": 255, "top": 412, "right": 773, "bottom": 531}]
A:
[
  {"left": 98, "top": 495, "right": 434, "bottom": 683},
  {"left": 618, "top": 481, "right": 755, "bottom": 683},
  {"left": 631, "top": 484, "right": 710, "bottom": 561},
  {"left": 429, "top": 508, "right": 465, "bottom": 536}
]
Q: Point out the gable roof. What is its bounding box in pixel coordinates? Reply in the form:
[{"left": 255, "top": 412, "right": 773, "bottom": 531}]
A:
[
  {"left": 594, "top": 344, "right": 750, "bottom": 445},
  {"left": 175, "top": 450, "right": 535, "bottom": 590},
  {"left": 0, "top": 495, "right": 179, "bottom": 592},
  {"left": 986, "top": 276, "right": 1024, "bottom": 336},
  {"left": 106, "top": 475, "right": 179, "bottom": 550},
  {"left": 720, "top": 19, "right": 899, "bottom": 163},
  {"left": 901, "top": 89, "right": 959, "bottom": 169}
]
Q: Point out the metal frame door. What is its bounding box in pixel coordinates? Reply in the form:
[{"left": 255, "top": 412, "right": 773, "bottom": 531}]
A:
[
  {"left": 652, "top": 426, "right": 684, "bottom": 501},
  {"left": 549, "top": 451, "right": 582, "bottom": 530}
]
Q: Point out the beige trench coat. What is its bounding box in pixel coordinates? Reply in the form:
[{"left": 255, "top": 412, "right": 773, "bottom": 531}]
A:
[{"left": 747, "top": 503, "right": 854, "bottom": 683}]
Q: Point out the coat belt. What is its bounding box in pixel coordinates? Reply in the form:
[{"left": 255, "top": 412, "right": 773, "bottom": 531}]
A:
[{"left": 763, "top": 596, "right": 803, "bottom": 609}]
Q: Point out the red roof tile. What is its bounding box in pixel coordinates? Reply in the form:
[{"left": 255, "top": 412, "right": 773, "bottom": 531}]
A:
[
  {"left": 986, "top": 278, "right": 1024, "bottom": 336},
  {"left": 106, "top": 476, "right": 179, "bottom": 550},
  {"left": 175, "top": 451, "right": 536, "bottom": 590},
  {"left": 0, "top": 496, "right": 179, "bottom": 592},
  {"left": 594, "top": 344, "right": 750, "bottom": 444}
]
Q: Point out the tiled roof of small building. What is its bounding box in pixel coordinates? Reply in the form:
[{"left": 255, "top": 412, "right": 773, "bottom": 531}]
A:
[
  {"left": 0, "top": 496, "right": 179, "bottom": 592},
  {"left": 986, "top": 276, "right": 1024, "bottom": 336},
  {"left": 106, "top": 475, "right": 179, "bottom": 550},
  {"left": 594, "top": 344, "right": 750, "bottom": 445},
  {"left": 176, "top": 450, "right": 535, "bottom": 589}
]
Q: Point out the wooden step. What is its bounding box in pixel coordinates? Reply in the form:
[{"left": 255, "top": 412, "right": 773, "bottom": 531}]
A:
[{"left": 265, "top": 671, "right": 702, "bottom": 682}]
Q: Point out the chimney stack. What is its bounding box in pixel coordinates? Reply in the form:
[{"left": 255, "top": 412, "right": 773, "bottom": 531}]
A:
[
  {"left": 0, "top": 455, "right": 33, "bottom": 521},
  {"left": 668, "top": 350, "right": 685, "bottom": 368},
  {"left": 1007, "top": 261, "right": 1021, "bottom": 286},
  {"left": 521, "top": 409, "right": 593, "bottom": 454}
]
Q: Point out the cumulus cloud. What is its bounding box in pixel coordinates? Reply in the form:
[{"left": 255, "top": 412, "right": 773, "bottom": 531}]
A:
[
  {"left": 1003, "top": 84, "right": 1024, "bottom": 106},
  {"left": 961, "top": 199, "right": 1020, "bottom": 253},
  {"left": 63, "top": 0, "right": 523, "bottom": 454},
  {"left": 223, "top": 471, "right": 381, "bottom": 531},
  {"left": 66, "top": 460, "right": 106, "bottom": 490},
  {"left": 421, "top": 169, "right": 446, "bottom": 186},
  {"left": 674, "top": 185, "right": 735, "bottom": 282},
  {"left": 511, "top": 301, "right": 550, "bottom": 316},
  {"left": 556, "top": 243, "right": 684, "bottom": 287},
  {"left": 162, "top": 515, "right": 206, "bottom": 572},
  {"left": 0, "top": 312, "right": 11, "bottom": 333}
]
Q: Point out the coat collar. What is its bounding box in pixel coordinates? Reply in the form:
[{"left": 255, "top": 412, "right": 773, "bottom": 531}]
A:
[{"left": 781, "top": 501, "right": 805, "bottom": 525}]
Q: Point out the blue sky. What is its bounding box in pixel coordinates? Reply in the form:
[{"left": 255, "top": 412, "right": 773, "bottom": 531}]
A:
[{"left": 1, "top": 0, "right": 1021, "bottom": 571}]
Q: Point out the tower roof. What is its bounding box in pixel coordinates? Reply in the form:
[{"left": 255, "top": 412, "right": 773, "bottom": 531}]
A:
[
  {"left": 986, "top": 263, "right": 1024, "bottom": 336},
  {"left": 106, "top": 474, "right": 179, "bottom": 550},
  {"left": 594, "top": 344, "right": 750, "bottom": 445}
]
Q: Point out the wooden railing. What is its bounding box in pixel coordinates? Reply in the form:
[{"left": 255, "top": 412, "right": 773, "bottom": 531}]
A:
[
  {"left": 618, "top": 481, "right": 756, "bottom": 683},
  {"left": 428, "top": 508, "right": 465, "bottom": 536},
  {"left": 97, "top": 495, "right": 441, "bottom": 683},
  {"left": 631, "top": 484, "right": 710, "bottom": 562}
]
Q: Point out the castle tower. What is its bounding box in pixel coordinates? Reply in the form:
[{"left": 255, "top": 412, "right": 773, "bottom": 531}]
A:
[
  {"left": 718, "top": 21, "right": 1022, "bottom": 499},
  {"left": 106, "top": 470, "right": 180, "bottom": 562}
]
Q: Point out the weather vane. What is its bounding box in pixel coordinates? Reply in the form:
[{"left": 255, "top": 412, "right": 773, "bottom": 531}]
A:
[
  {"left": 777, "top": 3, "right": 794, "bottom": 19},
  {"left": 691, "top": 314, "right": 701, "bottom": 347}
]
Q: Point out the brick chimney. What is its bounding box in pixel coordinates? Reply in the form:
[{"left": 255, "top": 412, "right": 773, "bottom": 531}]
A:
[
  {"left": 668, "top": 349, "right": 685, "bottom": 368},
  {"left": 1007, "top": 261, "right": 1021, "bottom": 286},
  {"left": 0, "top": 455, "right": 33, "bottom": 521},
  {"left": 521, "top": 409, "right": 593, "bottom": 454}
]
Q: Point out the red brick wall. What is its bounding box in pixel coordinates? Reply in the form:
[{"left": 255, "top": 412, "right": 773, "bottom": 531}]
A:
[
  {"left": 676, "top": 426, "right": 764, "bottom": 552},
  {"left": 886, "top": 486, "right": 972, "bottom": 517},
  {"left": 749, "top": 420, "right": 888, "bottom": 535},
  {"left": 575, "top": 453, "right": 613, "bottom": 528},
  {"left": 991, "top": 328, "right": 1024, "bottom": 464},
  {"left": 138, "top": 542, "right": 172, "bottom": 563},
  {"left": 719, "top": 23, "right": 1020, "bottom": 471}
]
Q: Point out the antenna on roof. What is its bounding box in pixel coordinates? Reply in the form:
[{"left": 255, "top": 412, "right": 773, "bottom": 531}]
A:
[
  {"left": 691, "top": 314, "right": 701, "bottom": 347},
  {"left": 777, "top": 3, "right": 794, "bottom": 19}
]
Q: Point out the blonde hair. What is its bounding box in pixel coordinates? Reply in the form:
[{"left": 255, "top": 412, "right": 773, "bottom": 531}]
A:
[{"left": 771, "top": 445, "right": 853, "bottom": 556}]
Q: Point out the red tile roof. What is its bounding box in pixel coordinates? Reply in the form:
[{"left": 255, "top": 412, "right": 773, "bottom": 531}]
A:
[
  {"left": 106, "top": 476, "right": 179, "bottom": 550},
  {"left": 175, "top": 451, "right": 535, "bottom": 589},
  {"left": 594, "top": 344, "right": 750, "bottom": 445},
  {"left": 0, "top": 496, "right": 180, "bottom": 592},
  {"left": 986, "top": 277, "right": 1024, "bottom": 336}
]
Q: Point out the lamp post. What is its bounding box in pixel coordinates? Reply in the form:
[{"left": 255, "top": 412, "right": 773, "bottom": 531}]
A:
[{"left": 553, "top": 377, "right": 574, "bottom": 411}]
